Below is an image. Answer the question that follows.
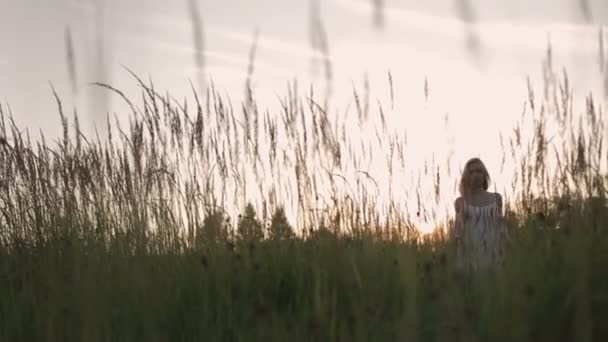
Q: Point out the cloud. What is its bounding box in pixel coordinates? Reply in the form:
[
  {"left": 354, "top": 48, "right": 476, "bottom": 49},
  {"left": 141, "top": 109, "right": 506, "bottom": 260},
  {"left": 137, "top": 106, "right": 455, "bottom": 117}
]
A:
[
  {"left": 334, "top": 0, "right": 599, "bottom": 53},
  {"left": 80, "top": 3, "right": 323, "bottom": 64},
  {"left": 106, "top": 23, "right": 299, "bottom": 82},
  {"left": 209, "top": 28, "right": 324, "bottom": 61},
  {"left": 149, "top": 38, "right": 299, "bottom": 81},
  {"left": 69, "top": 5, "right": 321, "bottom": 76}
]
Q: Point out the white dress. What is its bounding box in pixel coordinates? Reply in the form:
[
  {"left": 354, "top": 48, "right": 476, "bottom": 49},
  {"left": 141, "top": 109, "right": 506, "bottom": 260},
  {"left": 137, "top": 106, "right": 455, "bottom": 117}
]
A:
[{"left": 456, "top": 198, "right": 506, "bottom": 271}]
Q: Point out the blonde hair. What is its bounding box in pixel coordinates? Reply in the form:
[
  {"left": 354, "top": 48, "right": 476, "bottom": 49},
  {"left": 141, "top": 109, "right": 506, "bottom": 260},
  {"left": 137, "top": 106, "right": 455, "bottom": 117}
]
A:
[{"left": 459, "top": 158, "right": 490, "bottom": 198}]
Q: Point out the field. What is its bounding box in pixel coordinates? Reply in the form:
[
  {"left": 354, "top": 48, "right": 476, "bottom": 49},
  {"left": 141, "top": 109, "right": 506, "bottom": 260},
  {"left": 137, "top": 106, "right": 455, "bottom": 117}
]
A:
[{"left": 1, "top": 58, "right": 608, "bottom": 341}]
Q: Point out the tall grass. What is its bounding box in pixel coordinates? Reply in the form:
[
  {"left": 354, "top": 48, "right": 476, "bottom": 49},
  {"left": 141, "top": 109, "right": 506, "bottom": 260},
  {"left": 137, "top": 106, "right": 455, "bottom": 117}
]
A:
[{"left": 1, "top": 45, "right": 608, "bottom": 339}]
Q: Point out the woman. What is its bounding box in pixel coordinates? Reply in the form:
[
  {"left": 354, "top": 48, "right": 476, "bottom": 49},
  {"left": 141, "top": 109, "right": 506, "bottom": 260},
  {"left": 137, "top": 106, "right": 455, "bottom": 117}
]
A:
[{"left": 454, "top": 158, "right": 507, "bottom": 271}]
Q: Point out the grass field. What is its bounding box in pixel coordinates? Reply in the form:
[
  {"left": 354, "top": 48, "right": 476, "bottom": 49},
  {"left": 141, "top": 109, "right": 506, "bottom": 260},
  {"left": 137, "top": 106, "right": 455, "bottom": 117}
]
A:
[{"left": 1, "top": 63, "right": 608, "bottom": 341}]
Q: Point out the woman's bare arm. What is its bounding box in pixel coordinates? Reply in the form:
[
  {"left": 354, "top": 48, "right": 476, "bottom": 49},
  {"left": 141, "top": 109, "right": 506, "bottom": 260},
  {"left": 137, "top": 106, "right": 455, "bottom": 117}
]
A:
[
  {"left": 453, "top": 197, "right": 466, "bottom": 268},
  {"left": 454, "top": 197, "right": 464, "bottom": 239},
  {"left": 495, "top": 192, "right": 511, "bottom": 245},
  {"left": 495, "top": 193, "right": 503, "bottom": 216}
]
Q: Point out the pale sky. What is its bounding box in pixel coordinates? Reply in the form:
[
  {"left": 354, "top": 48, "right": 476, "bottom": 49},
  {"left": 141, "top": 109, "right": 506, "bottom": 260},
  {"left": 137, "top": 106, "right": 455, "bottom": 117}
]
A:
[{"left": 2, "top": 0, "right": 608, "bottom": 231}]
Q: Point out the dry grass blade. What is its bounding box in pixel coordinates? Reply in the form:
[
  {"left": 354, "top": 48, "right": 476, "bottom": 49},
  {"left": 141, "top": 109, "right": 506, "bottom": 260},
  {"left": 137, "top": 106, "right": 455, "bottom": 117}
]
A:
[
  {"left": 578, "top": 0, "right": 593, "bottom": 23},
  {"left": 188, "top": 0, "right": 206, "bottom": 94},
  {"left": 64, "top": 26, "right": 78, "bottom": 95},
  {"left": 90, "top": 82, "right": 138, "bottom": 117},
  {"left": 309, "top": 0, "right": 332, "bottom": 89},
  {"left": 372, "top": 0, "right": 385, "bottom": 30},
  {"left": 599, "top": 28, "right": 605, "bottom": 74},
  {"left": 388, "top": 71, "right": 395, "bottom": 110},
  {"left": 308, "top": 0, "right": 321, "bottom": 77},
  {"left": 455, "top": 0, "right": 481, "bottom": 63},
  {"left": 245, "top": 28, "right": 259, "bottom": 110},
  {"left": 92, "top": 0, "right": 110, "bottom": 122}
]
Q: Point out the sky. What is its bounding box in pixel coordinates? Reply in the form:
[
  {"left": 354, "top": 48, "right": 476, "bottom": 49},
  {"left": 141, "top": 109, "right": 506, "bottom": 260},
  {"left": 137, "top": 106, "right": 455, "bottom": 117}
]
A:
[{"left": 2, "top": 0, "right": 608, "bottom": 231}]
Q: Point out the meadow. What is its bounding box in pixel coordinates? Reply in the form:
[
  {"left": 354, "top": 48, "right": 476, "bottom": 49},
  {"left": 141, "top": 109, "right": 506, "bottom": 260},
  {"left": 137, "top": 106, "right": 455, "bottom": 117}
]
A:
[{"left": 1, "top": 49, "right": 608, "bottom": 340}]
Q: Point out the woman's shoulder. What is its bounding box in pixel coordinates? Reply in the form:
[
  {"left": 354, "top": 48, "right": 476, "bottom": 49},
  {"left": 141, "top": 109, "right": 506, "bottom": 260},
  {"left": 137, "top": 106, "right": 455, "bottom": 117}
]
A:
[
  {"left": 455, "top": 193, "right": 502, "bottom": 207},
  {"left": 454, "top": 197, "right": 464, "bottom": 211},
  {"left": 492, "top": 192, "right": 503, "bottom": 207},
  {"left": 482, "top": 191, "right": 503, "bottom": 208},
  {"left": 486, "top": 191, "right": 501, "bottom": 199}
]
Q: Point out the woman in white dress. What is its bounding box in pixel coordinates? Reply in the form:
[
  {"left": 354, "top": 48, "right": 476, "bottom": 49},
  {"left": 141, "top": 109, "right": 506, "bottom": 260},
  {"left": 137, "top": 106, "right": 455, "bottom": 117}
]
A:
[{"left": 454, "top": 158, "right": 508, "bottom": 272}]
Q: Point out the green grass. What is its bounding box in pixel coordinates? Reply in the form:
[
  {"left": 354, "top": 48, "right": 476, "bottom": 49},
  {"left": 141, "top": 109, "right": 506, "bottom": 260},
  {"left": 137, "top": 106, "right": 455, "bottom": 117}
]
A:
[
  {"left": 0, "top": 62, "right": 608, "bottom": 341},
  {"left": 1, "top": 204, "right": 607, "bottom": 341}
]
